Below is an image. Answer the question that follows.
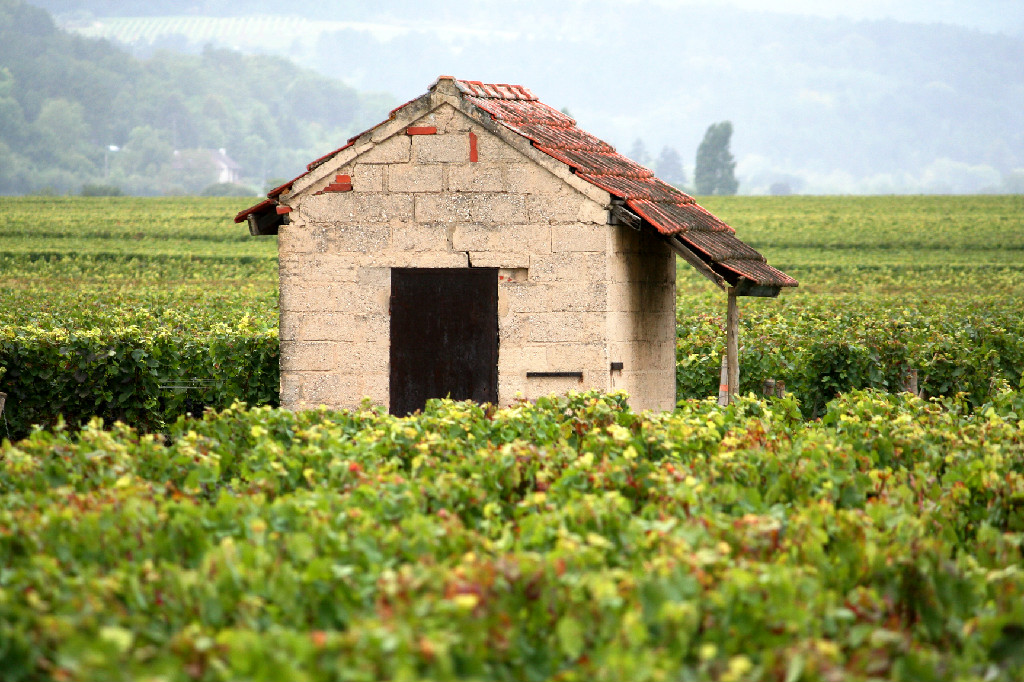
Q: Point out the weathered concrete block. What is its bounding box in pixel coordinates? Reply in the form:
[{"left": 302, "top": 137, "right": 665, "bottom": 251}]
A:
[
  {"left": 414, "top": 132, "right": 470, "bottom": 163},
  {"left": 467, "top": 252, "right": 530, "bottom": 268},
  {"left": 498, "top": 268, "right": 529, "bottom": 283},
  {"left": 499, "top": 344, "right": 548, "bottom": 371},
  {"left": 360, "top": 135, "right": 411, "bottom": 163},
  {"left": 447, "top": 162, "right": 505, "bottom": 192},
  {"left": 499, "top": 281, "right": 549, "bottom": 314},
  {"left": 389, "top": 163, "right": 443, "bottom": 193},
  {"left": 440, "top": 106, "right": 477, "bottom": 133},
  {"left": 528, "top": 252, "right": 607, "bottom": 282},
  {"left": 528, "top": 191, "right": 607, "bottom": 225},
  {"left": 621, "top": 370, "right": 676, "bottom": 412},
  {"left": 302, "top": 193, "right": 414, "bottom": 223},
  {"left": 609, "top": 282, "right": 642, "bottom": 312},
  {"left": 356, "top": 266, "right": 391, "bottom": 288},
  {"left": 452, "top": 223, "right": 550, "bottom": 253},
  {"left": 415, "top": 193, "right": 528, "bottom": 224},
  {"left": 278, "top": 282, "right": 322, "bottom": 313},
  {"left": 625, "top": 282, "right": 676, "bottom": 316},
  {"left": 279, "top": 254, "right": 359, "bottom": 283},
  {"left": 390, "top": 224, "right": 449, "bottom": 251},
  {"left": 280, "top": 371, "right": 302, "bottom": 408},
  {"left": 526, "top": 312, "right": 604, "bottom": 344},
  {"left": 473, "top": 127, "right": 526, "bottom": 162},
  {"left": 388, "top": 251, "right": 470, "bottom": 268},
  {"left": 607, "top": 311, "right": 675, "bottom": 342},
  {"left": 545, "top": 343, "right": 609, "bottom": 372},
  {"left": 281, "top": 312, "right": 388, "bottom": 343},
  {"left": 505, "top": 163, "right": 563, "bottom": 195},
  {"left": 552, "top": 224, "right": 610, "bottom": 252},
  {"left": 607, "top": 342, "right": 636, "bottom": 370},
  {"left": 609, "top": 254, "right": 664, "bottom": 283},
  {"left": 352, "top": 164, "right": 384, "bottom": 192},
  {"left": 323, "top": 224, "right": 391, "bottom": 253},
  {"left": 546, "top": 281, "right": 608, "bottom": 312},
  {"left": 334, "top": 341, "right": 388, "bottom": 375},
  {"left": 610, "top": 226, "right": 645, "bottom": 254},
  {"left": 277, "top": 224, "right": 325, "bottom": 255},
  {"left": 345, "top": 283, "right": 390, "bottom": 316},
  {"left": 415, "top": 105, "right": 455, "bottom": 132},
  {"left": 498, "top": 311, "right": 529, "bottom": 347},
  {"left": 300, "top": 372, "right": 363, "bottom": 408},
  {"left": 496, "top": 379, "right": 525, "bottom": 407},
  {"left": 281, "top": 282, "right": 387, "bottom": 316},
  {"left": 606, "top": 311, "right": 636, "bottom": 343},
  {"left": 281, "top": 341, "right": 338, "bottom": 372},
  {"left": 362, "top": 373, "right": 389, "bottom": 406}
]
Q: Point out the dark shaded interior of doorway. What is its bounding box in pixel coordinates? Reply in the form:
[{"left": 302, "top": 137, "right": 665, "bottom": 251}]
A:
[{"left": 389, "top": 268, "right": 498, "bottom": 416}]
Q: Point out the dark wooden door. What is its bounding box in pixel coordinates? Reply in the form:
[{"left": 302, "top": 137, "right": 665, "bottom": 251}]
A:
[{"left": 389, "top": 268, "right": 498, "bottom": 416}]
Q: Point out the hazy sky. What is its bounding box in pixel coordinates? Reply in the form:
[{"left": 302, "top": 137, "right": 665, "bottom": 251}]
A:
[{"left": 646, "top": 0, "right": 1024, "bottom": 34}]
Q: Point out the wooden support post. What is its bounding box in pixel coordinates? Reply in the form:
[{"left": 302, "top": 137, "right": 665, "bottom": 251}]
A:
[
  {"left": 726, "top": 287, "right": 740, "bottom": 404},
  {"left": 901, "top": 368, "right": 918, "bottom": 395},
  {"left": 717, "top": 355, "right": 729, "bottom": 406}
]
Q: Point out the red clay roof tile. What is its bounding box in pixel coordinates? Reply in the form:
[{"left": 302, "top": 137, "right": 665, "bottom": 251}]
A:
[
  {"left": 234, "top": 75, "right": 796, "bottom": 289},
  {"left": 452, "top": 77, "right": 795, "bottom": 288}
]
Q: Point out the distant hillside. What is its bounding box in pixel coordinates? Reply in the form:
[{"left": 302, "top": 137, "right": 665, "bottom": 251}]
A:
[
  {"left": 41, "top": 0, "right": 1024, "bottom": 194},
  {"left": 0, "top": 0, "right": 392, "bottom": 195}
]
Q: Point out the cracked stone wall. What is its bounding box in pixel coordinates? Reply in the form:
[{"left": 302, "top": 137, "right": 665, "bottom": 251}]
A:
[{"left": 277, "top": 101, "right": 676, "bottom": 412}]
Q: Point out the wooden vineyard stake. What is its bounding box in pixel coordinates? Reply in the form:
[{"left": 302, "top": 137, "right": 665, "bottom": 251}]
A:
[
  {"left": 901, "top": 368, "right": 919, "bottom": 395},
  {"left": 726, "top": 287, "right": 740, "bottom": 404},
  {"left": 718, "top": 355, "right": 729, "bottom": 406}
]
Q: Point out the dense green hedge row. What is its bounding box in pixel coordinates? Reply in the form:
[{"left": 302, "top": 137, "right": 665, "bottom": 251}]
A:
[
  {"left": 0, "top": 327, "right": 278, "bottom": 439},
  {"left": 2, "top": 390, "right": 1023, "bottom": 680},
  {"left": 3, "top": 292, "right": 1023, "bottom": 438},
  {"left": 675, "top": 294, "right": 1024, "bottom": 417}
]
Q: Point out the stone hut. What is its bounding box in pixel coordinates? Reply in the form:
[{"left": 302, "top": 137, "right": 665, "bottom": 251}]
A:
[{"left": 235, "top": 76, "right": 796, "bottom": 415}]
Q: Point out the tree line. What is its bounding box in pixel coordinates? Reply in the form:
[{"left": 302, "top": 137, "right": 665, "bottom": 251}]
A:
[
  {"left": 629, "top": 121, "right": 739, "bottom": 196},
  {"left": 0, "top": 0, "right": 391, "bottom": 196},
  {"left": 2, "top": 0, "right": 739, "bottom": 197}
]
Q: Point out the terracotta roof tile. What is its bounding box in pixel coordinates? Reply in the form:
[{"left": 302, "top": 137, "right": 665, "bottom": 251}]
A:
[
  {"left": 453, "top": 77, "right": 795, "bottom": 289},
  {"left": 234, "top": 76, "right": 796, "bottom": 289},
  {"left": 719, "top": 260, "right": 799, "bottom": 288},
  {"left": 627, "top": 199, "right": 733, "bottom": 234},
  {"left": 234, "top": 198, "right": 274, "bottom": 224},
  {"left": 583, "top": 177, "right": 685, "bottom": 203},
  {"left": 503, "top": 124, "right": 614, "bottom": 152}
]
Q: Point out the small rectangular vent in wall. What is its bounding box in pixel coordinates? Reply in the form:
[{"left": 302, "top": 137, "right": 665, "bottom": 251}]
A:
[{"left": 526, "top": 371, "right": 584, "bottom": 379}]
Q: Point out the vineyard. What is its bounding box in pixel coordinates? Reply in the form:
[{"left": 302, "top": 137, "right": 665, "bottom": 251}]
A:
[
  {"left": 2, "top": 195, "right": 1022, "bottom": 437},
  {"left": 1, "top": 195, "right": 1023, "bottom": 680},
  {"left": 2, "top": 391, "right": 1024, "bottom": 680}
]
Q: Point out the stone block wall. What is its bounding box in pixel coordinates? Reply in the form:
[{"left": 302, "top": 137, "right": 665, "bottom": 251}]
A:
[
  {"left": 277, "top": 98, "right": 676, "bottom": 412},
  {"left": 606, "top": 227, "right": 678, "bottom": 411}
]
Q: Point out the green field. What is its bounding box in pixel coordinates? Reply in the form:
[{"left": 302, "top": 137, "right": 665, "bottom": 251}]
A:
[
  {"left": 2, "top": 195, "right": 1023, "bottom": 437},
  {"left": 2, "top": 195, "right": 1024, "bottom": 680}
]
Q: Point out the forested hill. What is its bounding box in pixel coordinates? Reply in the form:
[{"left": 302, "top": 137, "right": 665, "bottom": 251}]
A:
[{"left": 0, "top": 0, "right": 393, "bottom": 195}]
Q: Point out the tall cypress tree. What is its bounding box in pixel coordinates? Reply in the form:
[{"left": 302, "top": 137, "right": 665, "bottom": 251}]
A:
[
  {"left": 655, "top": 146, "right": 686, "bottom": 187},
  {"left": 694, "top": 121, "right": 739, "bottom": 195}
]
